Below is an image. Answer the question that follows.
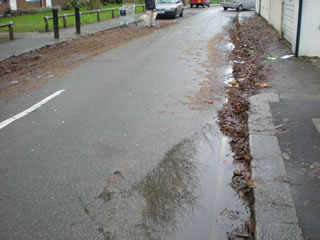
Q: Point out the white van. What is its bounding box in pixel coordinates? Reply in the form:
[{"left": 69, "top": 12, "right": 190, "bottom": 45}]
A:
[{"left": 221, "top": 0, "right": 255, "bottom": 11}]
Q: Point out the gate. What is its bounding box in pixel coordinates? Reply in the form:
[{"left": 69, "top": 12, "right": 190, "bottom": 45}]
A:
[{"left": 282, "top": 0, "right": 298, "bottom": 45}]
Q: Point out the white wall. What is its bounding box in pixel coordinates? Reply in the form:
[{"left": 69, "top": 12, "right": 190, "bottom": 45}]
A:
[
  {"left": 298, "top": 0, "right": 320, "bottom": 57},
  {"left": 260, "top": 0, "right": 270, "bottom": 22},
  {"left": 9, "top": 0, "right": 17, "bottom": 10},
  {"left": 255, "top": 0, "right": 260, "bottom": 13},
  {"left": 46, "top": 0, "right": 52, "bottom": 7},
  {"left": 269, "top": 0, "right": 282, "bottom": 33}
]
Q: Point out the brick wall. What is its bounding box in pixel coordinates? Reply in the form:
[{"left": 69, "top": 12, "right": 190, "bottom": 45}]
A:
[
  {"left": 17, "top": 0, "right": 41, "bottom": 11},
  {"left": 0, "top": 1, "right": 10, "bottom": 15},
  {"left": 52, "top": 0, "right": 69, "bottom": 9}
]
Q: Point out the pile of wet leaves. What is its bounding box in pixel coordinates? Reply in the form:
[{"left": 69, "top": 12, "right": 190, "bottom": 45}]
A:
[{"left": 218, "top": 14, "right": 280, "bottom": 239}]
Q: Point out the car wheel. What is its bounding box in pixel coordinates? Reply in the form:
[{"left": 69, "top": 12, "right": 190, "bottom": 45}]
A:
[
  {"left": 237, "top": 4, "right": 243, "bottom": 11},
  {"left": 179, "top": 9, "right": 183, "bottom": 17},
  {"left": 223, "top": 7, "right": 228, "bottom": 10}
]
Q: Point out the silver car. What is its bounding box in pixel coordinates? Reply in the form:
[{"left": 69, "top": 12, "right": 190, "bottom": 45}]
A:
[
  {"left": 155, "top": 0, "right": 184, "bottom": 19},
  {"left": 221, "top": 0, "right": 255, "bottom": 11}
]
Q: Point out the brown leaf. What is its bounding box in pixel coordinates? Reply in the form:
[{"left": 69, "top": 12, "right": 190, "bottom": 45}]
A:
[
  {"left": 254, "top": 82, "right": 268, "bottom": 87},
  {"left": 281, "top": 152, "right": 290, "bottom": 160}
]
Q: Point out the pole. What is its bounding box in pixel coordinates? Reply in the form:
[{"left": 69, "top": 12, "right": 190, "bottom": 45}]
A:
[
  {"left": 9, "top": 22, "right": 14, "bottom": 40},
  {"left": 295, "top": 0, "right": 303, "bottom": 57},
  {"left": 52, "top": 8, "right": 59, "bottom": 39},
  {"left": 75, "top": 7, "right": 81, "bottom": 34}
]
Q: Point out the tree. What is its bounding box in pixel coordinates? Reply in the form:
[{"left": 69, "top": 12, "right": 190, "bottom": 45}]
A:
[{"left": 88, "top": 0, "right": 100, "bottom": 10}]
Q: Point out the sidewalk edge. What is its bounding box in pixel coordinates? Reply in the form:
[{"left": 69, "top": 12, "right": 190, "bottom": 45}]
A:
[{"left": 248, "top": 93, "right": 304, "bottom": 240}]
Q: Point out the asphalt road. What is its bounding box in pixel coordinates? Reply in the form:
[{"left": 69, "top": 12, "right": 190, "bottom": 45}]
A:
[{"left": 0, "top": 7, "right": 244, "bottom": 240}]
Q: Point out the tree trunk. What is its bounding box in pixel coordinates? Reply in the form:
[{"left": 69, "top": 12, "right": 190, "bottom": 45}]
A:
[{"left": 88, "top": 0, "right": 100, "bottom": 10}]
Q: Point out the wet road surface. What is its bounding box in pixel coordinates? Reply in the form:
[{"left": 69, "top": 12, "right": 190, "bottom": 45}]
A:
[{"left": 0, "top": 7, "right": 248, "bottom": 240}]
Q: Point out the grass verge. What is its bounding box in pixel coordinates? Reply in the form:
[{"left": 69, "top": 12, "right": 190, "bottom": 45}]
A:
[{"left": 0, "top": 4, "right": 145, "bottom": 33}]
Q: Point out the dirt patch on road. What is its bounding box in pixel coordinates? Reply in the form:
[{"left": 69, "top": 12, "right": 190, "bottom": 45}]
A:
[
  {"left": 0, "top": 24, "right": 173, "bottom": 102},
  {"left": 217, "top": 14, "right": 281, "bottom": 239}
]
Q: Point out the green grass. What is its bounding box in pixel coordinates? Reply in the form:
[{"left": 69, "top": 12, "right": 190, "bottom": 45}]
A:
[{"left": 0, "top": 4, "right": 145, "bottom": 32}]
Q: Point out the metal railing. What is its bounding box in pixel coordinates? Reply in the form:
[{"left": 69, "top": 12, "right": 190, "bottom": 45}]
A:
[
  {"left": 0, "top": 21, "right": 14, "bottom": 40},
  {"left": 44, "top": 5, "right": 145, "bottom": 32}
]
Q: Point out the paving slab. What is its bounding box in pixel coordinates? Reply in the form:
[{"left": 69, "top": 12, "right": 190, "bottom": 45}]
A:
[{"left": 249, "top": 93, "right": 303, "bottom": 240}]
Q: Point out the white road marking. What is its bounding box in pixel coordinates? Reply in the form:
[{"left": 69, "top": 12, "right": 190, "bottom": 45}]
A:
[
  {"left": 0, "top": 90, "right": 65, "bottom": 130},
  {"left": 312, "top": 118, "right": 320, "bottom": 134}
]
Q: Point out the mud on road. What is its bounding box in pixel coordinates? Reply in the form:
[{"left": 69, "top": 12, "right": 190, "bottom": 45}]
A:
[{"left": 0, "top": 23, "right": 174, "bottom": 102}]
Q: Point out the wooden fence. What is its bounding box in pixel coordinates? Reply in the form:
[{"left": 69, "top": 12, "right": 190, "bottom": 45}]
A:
[
  {"left": 44, "top": 5, "right": 145, "bottom": 32},
  {"left": 0, "top": 21, "right": 14, "bottom": 40}
]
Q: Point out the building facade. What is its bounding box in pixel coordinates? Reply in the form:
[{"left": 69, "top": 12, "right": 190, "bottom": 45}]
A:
[{"left": 256, "top": 0, "right": 320, "bottom": 57}]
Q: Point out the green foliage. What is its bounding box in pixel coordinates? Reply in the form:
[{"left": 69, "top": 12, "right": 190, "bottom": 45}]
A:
[
  {"left": 71, "top": 0, "right": 81, "bottom": 8},
  {"left": 4, "top": 7, "right": 12, "bottom": 16},
  {"left": 88, "top": 0, "right": 101, "bottom": 10}
]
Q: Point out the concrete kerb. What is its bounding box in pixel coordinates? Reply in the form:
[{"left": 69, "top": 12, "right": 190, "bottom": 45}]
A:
[{"left": 248, "top": 93, "right": 303, "bottom": 240}]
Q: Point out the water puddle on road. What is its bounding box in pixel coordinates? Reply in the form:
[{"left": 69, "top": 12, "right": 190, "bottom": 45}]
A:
[
  {"left": 134, "top": 123, "right": 250, "bottom": 240},
  {"left": 86, "top": 123, "right": 250, "bottom": 240}
]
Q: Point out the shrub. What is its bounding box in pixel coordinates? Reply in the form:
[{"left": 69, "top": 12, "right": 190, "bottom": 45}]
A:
[{"left": 4, "top": 7, "right": 12, "bottom": 16}]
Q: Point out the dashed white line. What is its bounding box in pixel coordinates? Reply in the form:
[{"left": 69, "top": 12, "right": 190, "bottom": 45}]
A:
[
  {"left": 312, "top": 118, "right": 320, "bottom": 134},
  {"left": 0, "top": 90, "right": 65, "bottom": 130}
]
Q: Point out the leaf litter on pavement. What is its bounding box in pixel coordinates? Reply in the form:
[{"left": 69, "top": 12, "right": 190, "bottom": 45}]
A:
[{"left": 217, "top": 14, "right": 280, "bottom": 240}]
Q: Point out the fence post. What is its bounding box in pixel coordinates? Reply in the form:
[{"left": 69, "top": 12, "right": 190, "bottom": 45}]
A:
[
  {"left": 52, "top": 8, "right": 59, "bottom": 39},
  {"left": 44, "top": 16, "right": 49, "bottom": 32},
  {"left": 8, "top": 21, "right": 14, "bottom": 40},
  {"left": 97, "top": 10, "right": 100, "bottom": 21},
  {"left": 63, "top": 14, "right": 67, "bottom": 28},
  {"left": 143, "top": 5, "right": 145, "bottom": 12},
  {"left": 112, "top": 9, "right": 114, "bottom": 18},
  {"left": 75, "top": 7, "right": 81, "bottom": 34}
]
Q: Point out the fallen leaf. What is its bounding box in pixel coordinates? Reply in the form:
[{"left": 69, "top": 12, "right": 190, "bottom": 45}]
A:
[
  {"left": 254, "top": 82, "right": 268, "bottom": 87},
  {"left": 281, "top": 152, "right": 290, "bottom": 160}
]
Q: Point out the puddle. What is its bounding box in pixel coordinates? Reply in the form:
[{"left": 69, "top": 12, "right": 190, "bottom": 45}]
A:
[
  {"left": 135, "top": 123, "right": 250, "bottom": 239},
  {"left": 134, "top": 123, "right": 250, "bottom": 240},
  {"left": 224, "top": 65, "right": 234, "bottom": 86},
  {"left": 83, "top": 123, "right": 249, "bottom": 240},
  {"left": 227, "top": 42, "right": 235, "bottom": 51}
]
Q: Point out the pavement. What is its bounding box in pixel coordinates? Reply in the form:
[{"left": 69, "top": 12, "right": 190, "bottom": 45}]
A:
[
  {"left": 0, "top": 14, "right": 133, "bottom": 61},
  {"left": 246, "top": 12, "right": 320, "bottom": 240}
]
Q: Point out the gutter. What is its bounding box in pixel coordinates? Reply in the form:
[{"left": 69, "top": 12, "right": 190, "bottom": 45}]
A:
[{"left": 295, "top": 0, "right": 303, "bottom": 57}]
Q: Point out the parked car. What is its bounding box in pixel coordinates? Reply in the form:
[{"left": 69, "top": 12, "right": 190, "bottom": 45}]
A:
[
  {"left": 221, "top": 0, "right": 255, "bottom": 11},
  {"left": 190, "top": 0, "right": 210, "bottom": 8},
  {"left": 155, "top": 0, "right": 184, "bottom": 18}
]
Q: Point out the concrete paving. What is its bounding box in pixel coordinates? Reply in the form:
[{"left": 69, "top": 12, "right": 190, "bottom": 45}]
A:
[
  {"left": 247, "top": 13, "right": 320, "bottom": 240},
  {"left": 249, "top": 93, "right": 303, "bottom": 240}
]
